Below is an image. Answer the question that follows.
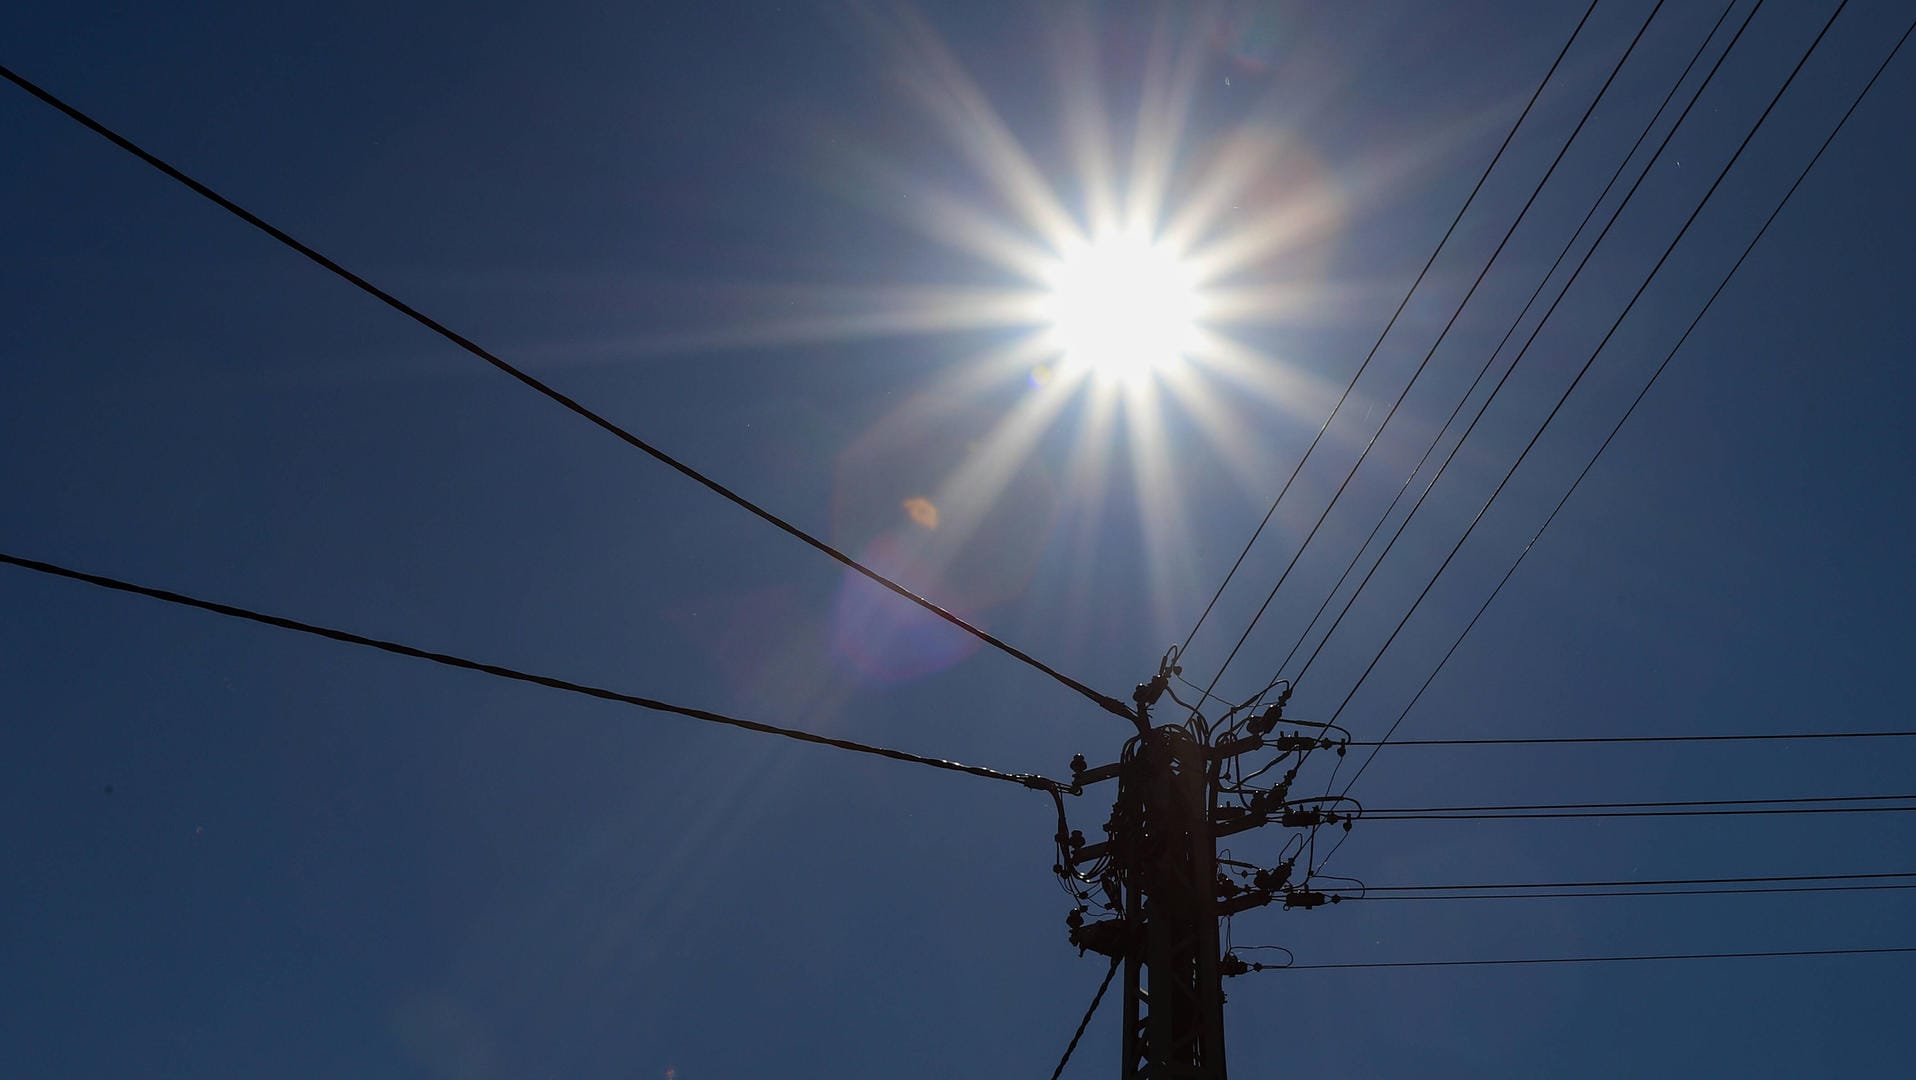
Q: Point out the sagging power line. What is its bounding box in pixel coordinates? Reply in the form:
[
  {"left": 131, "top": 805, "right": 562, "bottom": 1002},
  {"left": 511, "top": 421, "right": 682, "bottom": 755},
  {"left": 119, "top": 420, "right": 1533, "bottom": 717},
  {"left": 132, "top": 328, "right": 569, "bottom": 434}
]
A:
[
  {"left": 0, "top": 61, "right": 1137, "bottom": 725},
  {"left": 0, "top": 551, "right": 1073, "bottom": 793}
]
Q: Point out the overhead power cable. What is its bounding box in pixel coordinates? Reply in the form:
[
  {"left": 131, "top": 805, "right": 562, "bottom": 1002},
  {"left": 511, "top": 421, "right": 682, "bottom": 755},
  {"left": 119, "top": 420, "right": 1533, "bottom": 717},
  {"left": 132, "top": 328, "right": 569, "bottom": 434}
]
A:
[
  {"left": 1175, "top": 0, "right": 1600, "bottom": 659},
  {"left": 1190, "top": 0, "right": 1665, "bottom": 710},
  {"left": 1367, "top": 871, "right": 1916, "bottom": 891},
  {"left": 0, "top": 551, "right": 1074, "bottom": 794},
  {"left": 1309, "top": 0, "right": 1848, "bottom": 751},
  {"left": 1372, "top": 793, "right": 1916, "bottom": 813},
  {"left": 1242, "top": 946, "right": 1916, "bottom": 973},
  {"left": 1048, "top": 955, "right": 1121, "bottom": 1080},
  {"left": 1354, "top": 883, "right": 1916, "bottom": 901},
  {"left": 1327, "top": 3, "right": 1915, "bottom": 802},
  {"left": 1267, "top": 0, "right": 1738, "bottom": 683},
  {"left": 1290, "top": 0, "right": 1776, "bottom": 704},
  {"left": 1340, "top": 729, "right": 1916, "bottom": 747},
  {"left": 1365, "top": 806, "right": 1916, "bottom": 821},
  {"left": 0, "top": 63, "right": 1135, "bottom": 725}
]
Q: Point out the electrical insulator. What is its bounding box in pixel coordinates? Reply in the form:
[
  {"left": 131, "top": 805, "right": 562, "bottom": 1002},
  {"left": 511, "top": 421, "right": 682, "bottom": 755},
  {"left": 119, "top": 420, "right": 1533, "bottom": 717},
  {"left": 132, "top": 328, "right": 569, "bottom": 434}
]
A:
[
  {"left": 1133, "top": 673, "right": 1169, "bottom": 709},
  {"left": 1284, "top": 890, "right": 1329, "bottom": 910},
  {"left": 1220, "top": 953, "right": 1249, "bottom": 978},
  {"left": 1253, "top": 859, "right": 1295, "bottom": 892},
  {"left": 1247, "top": 704, "right": 1282, "bottom": 737},
  {"left": 1280, "top": 808, "right": 1325, "bottom": 828},
  {"left": 1071, "top": 917, "right": 1129, "bottom": 959},
  {"left": 1247, "top": 782, "right": 1290, "bottom": 815}
]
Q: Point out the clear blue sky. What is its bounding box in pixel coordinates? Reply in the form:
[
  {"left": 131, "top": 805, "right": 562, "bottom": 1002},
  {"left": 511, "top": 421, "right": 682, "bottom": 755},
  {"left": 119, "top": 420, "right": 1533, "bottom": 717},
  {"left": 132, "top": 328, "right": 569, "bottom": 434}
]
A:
[{"left": 4, "top": 2, "right": 1913, "bottom": 1076}]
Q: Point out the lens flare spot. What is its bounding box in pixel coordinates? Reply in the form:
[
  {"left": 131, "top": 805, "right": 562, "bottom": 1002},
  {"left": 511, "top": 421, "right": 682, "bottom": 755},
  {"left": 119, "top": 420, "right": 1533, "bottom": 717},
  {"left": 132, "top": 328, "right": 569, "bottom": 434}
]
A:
[
  {"left": 902, "top": 496, "right": 940, "bottom": 530},
  {"left": 830, "top": 532, "right": 979, "bottom": 683}
]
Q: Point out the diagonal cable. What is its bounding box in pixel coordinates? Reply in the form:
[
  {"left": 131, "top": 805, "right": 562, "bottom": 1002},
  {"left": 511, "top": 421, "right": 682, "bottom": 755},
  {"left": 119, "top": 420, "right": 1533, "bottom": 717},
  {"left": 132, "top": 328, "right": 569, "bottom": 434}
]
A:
[
  {"left": 1188, "top": 0, "right": 1662, "bottom": 718},
  {"left": 1175, "top": 0, "right": 1599, "bottom": 662},
  {"left": 0, "top": 550, "right": 1074, "bottom": 793},
  {"left": 0, "top": 62, "right": 1136, "bottom": 724},
  {"left": 1048, "top": 955, "right": 1121, "bottom": 1080},
  {"left": 1327, "top": 5, "right": 1914, "bottom": 802},
  {"left": 1267, "top": 0, "right": 1736, "bottom": 683},
  {"left": 1290, "top": 0, "right": 1772, "bottom": 701}
]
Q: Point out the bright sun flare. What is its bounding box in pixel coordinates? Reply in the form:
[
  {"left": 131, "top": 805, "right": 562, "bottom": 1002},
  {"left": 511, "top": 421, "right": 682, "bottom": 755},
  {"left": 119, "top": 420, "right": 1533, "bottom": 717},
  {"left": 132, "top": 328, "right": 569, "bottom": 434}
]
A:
[{"left": 1042, "top": 230, "right": 1203, "bottom": 385}]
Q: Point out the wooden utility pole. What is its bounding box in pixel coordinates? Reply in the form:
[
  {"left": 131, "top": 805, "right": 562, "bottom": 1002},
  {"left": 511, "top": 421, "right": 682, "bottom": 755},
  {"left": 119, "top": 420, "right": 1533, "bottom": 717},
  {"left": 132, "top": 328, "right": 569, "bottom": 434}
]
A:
[
  {"left": 1116, "top": 724, "right": 1228, "bottom": 1077},
  {"left": 1062, "top": 667, "right": 1335, "bottom": 1078}
]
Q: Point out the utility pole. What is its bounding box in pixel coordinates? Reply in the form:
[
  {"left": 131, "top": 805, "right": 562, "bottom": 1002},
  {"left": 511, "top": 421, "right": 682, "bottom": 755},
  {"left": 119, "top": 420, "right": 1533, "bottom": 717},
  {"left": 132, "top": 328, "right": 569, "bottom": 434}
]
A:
[{"left": 1055, "top": 658, "right": 1350, "bottom": 1078}]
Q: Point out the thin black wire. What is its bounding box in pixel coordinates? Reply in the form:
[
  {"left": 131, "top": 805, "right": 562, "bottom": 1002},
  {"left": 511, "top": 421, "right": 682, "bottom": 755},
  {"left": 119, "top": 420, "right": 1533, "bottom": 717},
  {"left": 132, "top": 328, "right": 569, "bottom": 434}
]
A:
[
  {"left": 1368, "top": 870, "right": 1916, "bottom": 891},
  {"left": 0, "top": 63, "right": 1135, "bottom": 727},
  {"left": 0, "top": 551, "right": 1074, "bottom": 793},
  {"left": 1268, "top": 0, "right": 1736, "bottom": 683},
  {"left": 1295, "top": 0, "right": 1765, "bottom": 816},
  {"left": 1292, "top": 0, "right": 1775, "bottom": 700},
  {"left": 1355, "top": 883, "right": 1916, "bottom": 901},
  {"left": 1176, "top": 0, "right": 1600, "bottom": 661},
  {"left": 1049, "top": 955, "right": 1122, "bottom": 1080},
  {"left": 1372, "top": 793, "right": 1916, "bottom": 813},
  {"left": 1330, "top": 5, "right": 1914, "bottom": 801},
  {"left": 1249, "top": 946, "right": 1916, "bottom": 972},
  {"left": 1193, "top": 0, "right": 1664, "bottom": 712},
  {"left": 1310, "top": 0, "right": 1842, "bottom": 741},
  {"left": 1366, "top": 806, "right": 1916, "bottom": 820},
  {"left": 1343, "top": 729, "right": 1916, "bottom": 746}
]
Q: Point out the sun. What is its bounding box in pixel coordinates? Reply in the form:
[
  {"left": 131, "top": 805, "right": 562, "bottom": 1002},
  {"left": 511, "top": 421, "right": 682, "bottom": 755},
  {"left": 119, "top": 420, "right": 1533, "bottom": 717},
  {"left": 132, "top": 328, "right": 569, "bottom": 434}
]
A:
[{"left": 1041, "top": 228, "right": 1203, "bottom": 386}]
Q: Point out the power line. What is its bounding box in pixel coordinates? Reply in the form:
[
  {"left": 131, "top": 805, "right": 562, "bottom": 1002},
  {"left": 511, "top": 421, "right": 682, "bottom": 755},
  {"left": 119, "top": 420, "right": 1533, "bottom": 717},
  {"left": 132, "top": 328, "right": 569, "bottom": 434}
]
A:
[
  {"left": 0, "top": 551, "right": 1074, "bottom": 793},
  {"left": 1327, "top": 3, "right": 1915, "bottom": 802},
  {"left": 1192, "top": 0, "right": 1666, "bottom": 709},
  {"left": 1311, "top": 0, "right": 1847, "bottom": 749},
  {"left": 1048, "top": 955, "right": 1121, "bottom": 1080},
  {"left": 1290, "top": 0, "right": 1776, "bottom": 701},
  {"left": 1366, "top": 870, "right": 1916, "bottom": 891},
  {"left": 1353, "top": 883, "right": 1916, "bottom": 901},
  {"left": 0, "top": 62, "right": 1135, "bottom": 726},
  {"left": 1267, "top": 0, "right": 1739, "bottom": 684},
  {"left": 1365, "top": 807, "right": 1916, "bottom": 821},
  {"left": 1175, "top": 0, "right": 1600, "bottom": 661},
  {"left": 1371, "top": 793, "right": 1916, "bottom": 813},
  {"left": 1244, "top": 946, "right": 1916, "bottom": 973},
  {"left": 1341, "top": 729, "right": 1916, "bottom": 747}
]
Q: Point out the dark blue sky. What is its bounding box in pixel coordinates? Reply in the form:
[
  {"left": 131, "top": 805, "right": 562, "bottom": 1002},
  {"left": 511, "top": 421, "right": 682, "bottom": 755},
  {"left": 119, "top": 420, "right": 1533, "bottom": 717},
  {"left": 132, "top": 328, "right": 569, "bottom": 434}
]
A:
[{"left": 4, "top": 2, "right": 1913, "bottom": 1076}]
